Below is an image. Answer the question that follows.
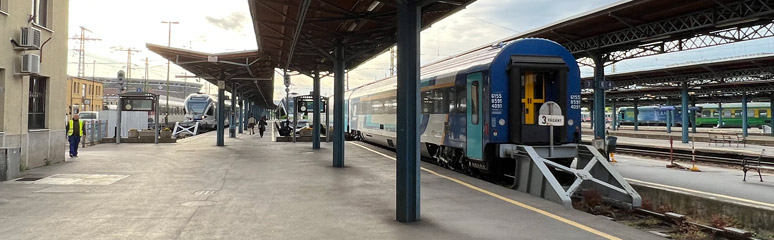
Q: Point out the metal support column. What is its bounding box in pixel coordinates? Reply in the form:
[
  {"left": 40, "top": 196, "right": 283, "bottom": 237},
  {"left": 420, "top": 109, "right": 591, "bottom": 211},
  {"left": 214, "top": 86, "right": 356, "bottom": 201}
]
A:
[
  {"left": 238, "top": 93, "right": 244, "bottom": 134},
  {"left": 589, "top": 104, "right": 594, "bottom": 129},
  {"left": 230, "top": 83, "right": 236, "bottom": 138},
  {"left": 718, "top": 102, "right": 724, "bottom": 128},
  {"left": 691, "top": 96, "right": 698, "bottom": 133},
  {"left": 313, "top": 70, "right": 321, "bottom": 149},
  {"left": 396, "top": 0, "right": 421, "bottom": 223},
  {"left": 742, "top": 93, "right": 749, "bottom": 138},
  {"left": 592, "top": 55, "right": 606, "bottom": 140},
  {"left": 666, "top": 99, "right": 672, "bottom": 133},
  {"left": 681, "top": 82, "right": 689, "bottom": 143},
  {"left": 333, "top": 45, "right": 345, "bottom": 167},
  {"left": 217, "top": 85, "right": 225, "bottom": 146},
  {"left": 633, "top": 99, "right": 639, "bottom": 131},
  {"left": 611, "top": 99, "right": 617, "bottom": 131},
  {"left": 770, "top": 94, "right": 774, "bottom": 136}
]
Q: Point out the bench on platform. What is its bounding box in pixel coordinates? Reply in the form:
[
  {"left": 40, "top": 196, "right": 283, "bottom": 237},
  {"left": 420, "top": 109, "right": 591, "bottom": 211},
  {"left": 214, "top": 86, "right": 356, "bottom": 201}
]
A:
[
  {"left": 708, "top": 132, "right": 729, "bottom": 146},
  {"left": 707, "top": 132, "right": 746, "bottom": 147},
  {"left": 742, "top": 149, "right": 773, "bottom": 182}
]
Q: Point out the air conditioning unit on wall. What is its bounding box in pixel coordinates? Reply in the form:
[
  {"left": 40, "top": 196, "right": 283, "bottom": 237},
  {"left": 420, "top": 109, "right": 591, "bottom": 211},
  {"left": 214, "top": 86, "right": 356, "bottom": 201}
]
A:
[
  {"left": 21, "top": 53, "right": 41, "bottom": 74},
  {"left": 19, "top": 27, "right": 42, "bottom": 49}
]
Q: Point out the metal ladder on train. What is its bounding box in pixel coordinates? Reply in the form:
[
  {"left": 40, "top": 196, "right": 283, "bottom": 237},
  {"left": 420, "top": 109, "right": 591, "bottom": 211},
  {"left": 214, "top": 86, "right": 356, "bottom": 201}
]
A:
[{"left": 499, "top": 144, "right": 641, "bottom": 208}]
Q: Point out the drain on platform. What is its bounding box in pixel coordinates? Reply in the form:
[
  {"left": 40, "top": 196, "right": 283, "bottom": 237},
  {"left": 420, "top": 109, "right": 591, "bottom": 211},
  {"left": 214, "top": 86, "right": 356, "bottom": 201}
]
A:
[
  {"left": 181, "top": 200, "right": 217, "bottom": 207},
  {"left": 15, "top": 177, "right": 43, "bottom": 182},
  {"left": 193, "top": 190, "right": 218, "bottom": 196}
]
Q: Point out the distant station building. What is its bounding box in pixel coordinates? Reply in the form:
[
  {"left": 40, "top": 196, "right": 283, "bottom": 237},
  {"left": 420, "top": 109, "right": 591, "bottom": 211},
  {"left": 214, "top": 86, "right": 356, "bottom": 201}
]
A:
[
  {"left": 0, "top": 0, "right": 70, "bottom": 168},
  {"left": 67, "top": 76, "right": 104, "bottom": 115}
]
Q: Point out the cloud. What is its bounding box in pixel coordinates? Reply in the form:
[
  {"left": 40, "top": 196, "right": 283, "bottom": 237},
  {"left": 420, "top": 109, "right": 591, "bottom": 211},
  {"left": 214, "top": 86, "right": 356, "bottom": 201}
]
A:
[{"left": 205, "top": 12, "right": 248, "bottom": 31}]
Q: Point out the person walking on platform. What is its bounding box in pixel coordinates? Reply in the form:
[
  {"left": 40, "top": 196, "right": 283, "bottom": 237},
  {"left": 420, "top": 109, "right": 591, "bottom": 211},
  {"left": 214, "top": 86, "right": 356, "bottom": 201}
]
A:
[
  {"left": 248, "top": 115, "right": 257, "bottom": 135},
  {"left": 259, "top": 116, "right": 268, "bottom": 138},
  {"left": 66, "top": 114, "right": 84, "bottom": 158}
]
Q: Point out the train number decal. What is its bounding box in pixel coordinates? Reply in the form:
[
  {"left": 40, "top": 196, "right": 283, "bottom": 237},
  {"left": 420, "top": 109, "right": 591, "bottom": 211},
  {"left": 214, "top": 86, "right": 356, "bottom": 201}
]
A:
[
  {"left": 491, "top": 93, "right": 503, "bottom": 113},
  {"left": 570, "top": 94, "right": 581, "bottom": 110}
]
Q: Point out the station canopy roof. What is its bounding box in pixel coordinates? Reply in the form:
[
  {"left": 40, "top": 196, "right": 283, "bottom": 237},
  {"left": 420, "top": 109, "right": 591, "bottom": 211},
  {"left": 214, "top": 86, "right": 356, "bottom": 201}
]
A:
[
  {"left": 146, "top": 43, "right": 275, "bottom": 108},
  {"left": 425, "top": 0, "right": 774, "bottom": 68},
  {"left": 248, "top": 0, "right": 476, "bottom": 75},
  {"left": 580, "top": 54, "right": 774, "bottom": 104}
]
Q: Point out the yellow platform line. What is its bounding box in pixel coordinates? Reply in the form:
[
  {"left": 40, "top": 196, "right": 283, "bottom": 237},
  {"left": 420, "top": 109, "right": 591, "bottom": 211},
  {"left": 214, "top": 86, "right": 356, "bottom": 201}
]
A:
[
  {"left": 349, "top": 142, "right": 621, "bottom": 240},
  {"left": 625, "top": 178, "right": 774, "bottom": 209}
]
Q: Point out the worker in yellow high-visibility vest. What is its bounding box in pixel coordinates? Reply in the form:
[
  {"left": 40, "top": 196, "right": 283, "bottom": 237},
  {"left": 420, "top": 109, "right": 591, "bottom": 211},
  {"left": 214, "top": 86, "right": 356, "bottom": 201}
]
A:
[{"left": 66, "top": 114, "right": 84, "bottom": 158}]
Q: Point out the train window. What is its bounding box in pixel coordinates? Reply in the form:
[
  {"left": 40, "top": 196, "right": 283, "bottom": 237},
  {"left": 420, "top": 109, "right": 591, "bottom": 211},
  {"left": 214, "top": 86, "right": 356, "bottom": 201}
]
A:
[
  {"left": 702, "top": 110, "right": 711, "bottom": 118},
  {"left": 456, "top": 86, "right": 466, "bottom": 113},
  {"left": 207, "top": 107, "right": 214, "bottom": 116},
  {"left": 422, "top": 91, "right": 433, "bottom": 113},
  {"left": 748, "top": 110, "right": 755, "bottom": 118},
  {"left": 432, "top": 89, "right": 447, "bottom": 114},
  {"left": 733, "top": 110, "right": 741, "bottom": 117},
  {"left": 723, "top": 110, "right": 731, "bottom": 117},
  {"left": 471, "top": 81, "right": 479, "bottom": 125},
  {"left": 447, "top": 88, "right": 456, "bottom": 113},
  {"left": 760, "top": 110, "right": 768, "bottom": 118}
]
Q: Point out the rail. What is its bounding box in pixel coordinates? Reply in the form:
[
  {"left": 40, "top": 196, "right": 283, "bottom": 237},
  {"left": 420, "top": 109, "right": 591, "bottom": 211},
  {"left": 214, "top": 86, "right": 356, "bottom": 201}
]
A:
[{"left": 615, "top": 145, "right": 774, "bottom": 168}]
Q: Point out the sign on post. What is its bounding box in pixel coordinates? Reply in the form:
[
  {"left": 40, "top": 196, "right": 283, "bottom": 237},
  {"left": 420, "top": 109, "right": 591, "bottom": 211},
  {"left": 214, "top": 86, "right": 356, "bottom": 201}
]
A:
[
  {"left": 539, "top": 101, "right": 564, "bottom": 126},
  {"left": 538, "top": 101, "right": 564, "bottom": 157},
  {"left": 217, "top": 80, "right": 225, "bottom": 89}
]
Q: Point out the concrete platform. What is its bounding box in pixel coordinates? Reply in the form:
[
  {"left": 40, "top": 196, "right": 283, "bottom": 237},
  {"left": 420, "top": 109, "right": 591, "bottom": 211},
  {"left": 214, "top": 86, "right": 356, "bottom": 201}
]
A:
[
  {"left": 611, "top": 154, "right": 774, "bottom": 230},
  {"left": 0, "top": 130, "right": 656, "bottom": 239}
]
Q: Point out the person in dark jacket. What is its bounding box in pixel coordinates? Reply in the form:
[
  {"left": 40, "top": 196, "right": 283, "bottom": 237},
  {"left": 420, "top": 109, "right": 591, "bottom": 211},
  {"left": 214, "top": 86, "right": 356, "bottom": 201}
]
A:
[{"left": 258, "top": 116, "right": 268, "bottom": 138}]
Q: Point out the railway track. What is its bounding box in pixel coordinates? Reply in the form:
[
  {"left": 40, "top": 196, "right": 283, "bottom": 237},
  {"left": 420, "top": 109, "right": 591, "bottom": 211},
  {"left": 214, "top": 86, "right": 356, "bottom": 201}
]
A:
[{"left": 615, "top": 144, "right": 774, "bottom": 167}]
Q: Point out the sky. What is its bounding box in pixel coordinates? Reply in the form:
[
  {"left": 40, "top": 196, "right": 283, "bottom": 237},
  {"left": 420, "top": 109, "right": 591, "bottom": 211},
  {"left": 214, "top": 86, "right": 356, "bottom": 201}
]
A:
[{"left": 68, "top": 0, "right": 774, "bottom": 102}]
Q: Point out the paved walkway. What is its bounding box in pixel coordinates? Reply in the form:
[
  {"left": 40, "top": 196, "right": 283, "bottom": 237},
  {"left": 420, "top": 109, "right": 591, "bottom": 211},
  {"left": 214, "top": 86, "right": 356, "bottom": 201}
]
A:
[{"left": 0, "top": 130, "right": 656, "bottom": 239}]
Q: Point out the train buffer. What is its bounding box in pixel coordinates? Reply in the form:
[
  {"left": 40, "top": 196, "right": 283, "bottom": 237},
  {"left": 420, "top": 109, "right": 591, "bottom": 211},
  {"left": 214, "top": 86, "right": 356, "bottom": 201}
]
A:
[
  {"left": 172, "top": 121, "right": 200, "bottom": 138},
  {"left": 498, "top": 144, "right": 641, "bottom": 208}
]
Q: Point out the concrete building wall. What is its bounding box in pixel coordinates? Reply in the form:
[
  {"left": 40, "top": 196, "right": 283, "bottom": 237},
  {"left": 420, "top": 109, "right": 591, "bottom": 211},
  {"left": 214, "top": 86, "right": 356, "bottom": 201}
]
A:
[{"left": 0, "top": 0, "right": 70, "bottom": 169}]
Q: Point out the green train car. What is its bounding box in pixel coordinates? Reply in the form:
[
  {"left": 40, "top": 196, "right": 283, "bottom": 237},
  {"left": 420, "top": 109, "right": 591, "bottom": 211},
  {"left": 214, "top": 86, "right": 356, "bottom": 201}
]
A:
[{"left": 696, "top": 103, "right": 772, "bottom": 127}]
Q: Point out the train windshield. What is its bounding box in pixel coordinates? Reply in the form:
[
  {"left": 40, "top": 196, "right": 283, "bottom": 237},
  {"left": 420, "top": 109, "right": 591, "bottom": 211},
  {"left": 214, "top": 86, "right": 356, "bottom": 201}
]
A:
[{"left": 188, "top": 102, "right": 208, "bottom": 114}]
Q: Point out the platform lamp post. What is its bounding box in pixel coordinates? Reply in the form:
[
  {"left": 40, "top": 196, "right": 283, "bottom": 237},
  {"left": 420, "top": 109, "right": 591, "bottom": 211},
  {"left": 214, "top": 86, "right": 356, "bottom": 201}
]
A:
[{"left": 161, "top": 20, "right": 179, "bottom": 127}]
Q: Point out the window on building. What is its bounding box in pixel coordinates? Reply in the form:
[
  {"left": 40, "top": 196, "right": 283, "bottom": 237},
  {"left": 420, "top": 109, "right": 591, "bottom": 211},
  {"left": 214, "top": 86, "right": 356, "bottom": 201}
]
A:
[
  {"left": 32, "top": 0, "right": 49, "bottom": 27},
  {"left": 82, "top": 84, "right": 86, "bottom": 97},
  {"left": 29, "top": 76, "right": 47, "bottom": 129},
  {"left": 1, "top": 0, "right": 8, "bottom": 14}
]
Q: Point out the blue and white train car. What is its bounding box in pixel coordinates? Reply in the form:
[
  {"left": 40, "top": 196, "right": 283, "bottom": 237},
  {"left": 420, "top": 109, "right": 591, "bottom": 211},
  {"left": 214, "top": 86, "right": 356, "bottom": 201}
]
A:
[{"left": 342, "top": 39, "right": 582, "bottom": 172}]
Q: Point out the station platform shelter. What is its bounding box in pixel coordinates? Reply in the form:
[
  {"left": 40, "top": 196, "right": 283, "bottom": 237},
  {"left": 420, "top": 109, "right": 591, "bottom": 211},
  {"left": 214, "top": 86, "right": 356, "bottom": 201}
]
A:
[{"left": 0, "top": 125, "right": 656, "bottom": 240}]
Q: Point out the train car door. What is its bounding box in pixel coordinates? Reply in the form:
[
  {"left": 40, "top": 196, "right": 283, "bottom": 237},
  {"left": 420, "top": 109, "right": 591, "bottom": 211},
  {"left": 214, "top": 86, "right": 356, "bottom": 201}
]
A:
[{"left": 466, "top": 72, "right": 483, "bottom": 160}]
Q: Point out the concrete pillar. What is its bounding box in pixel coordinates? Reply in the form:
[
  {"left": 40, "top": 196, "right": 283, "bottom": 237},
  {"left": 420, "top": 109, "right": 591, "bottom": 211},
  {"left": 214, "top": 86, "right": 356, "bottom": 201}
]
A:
[
  {"left": 742, "top": 93, "right": 748, "bottom": 138},
  {"left": 396, "top": 0, "right": 421, "bottom": 223},
  {"left": 312, "top": 70, "right": 321, "bottom": 149},
  {"left": 333, "top": 45, "right": 345, "bottom": 167},
  {"left": 592, "top": 55, "right": 606, "bottom": 140},
  {"left": 681, "top": 82, "right": 689, "bottom": 143},
  {"left": 217, "top": 85, "right": 225, "bottom": 146}
]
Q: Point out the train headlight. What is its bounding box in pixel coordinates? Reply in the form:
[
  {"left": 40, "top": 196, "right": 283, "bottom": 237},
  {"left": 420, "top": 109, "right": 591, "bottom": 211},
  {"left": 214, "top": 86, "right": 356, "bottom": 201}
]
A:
[
  {"left": 498, "top": 119, "right": 505, "bottom": 126},
  {"left": 568, "top": 119, "right": 574, "bottom": 126}
]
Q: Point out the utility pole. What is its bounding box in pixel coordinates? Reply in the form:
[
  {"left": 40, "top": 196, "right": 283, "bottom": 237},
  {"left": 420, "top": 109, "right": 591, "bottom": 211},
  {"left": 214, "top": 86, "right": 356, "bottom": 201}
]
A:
[
  {"left": 161, "top": 20, "right": 179, "bottom": 126},
  {"left": 69, "top": 26, "right": 100, "bottom": 77},
  {"left": 92, "top": 60, "right": 96, "bottom": 111},
  {"left": 144, "top": 57, "right": 149, "bottom": 92},
  {"left": 112, "top": 47, "right": 140, "bottom": 79},
  {"left": 389, "top": 46, "right": 396, "bottom": 76}
]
